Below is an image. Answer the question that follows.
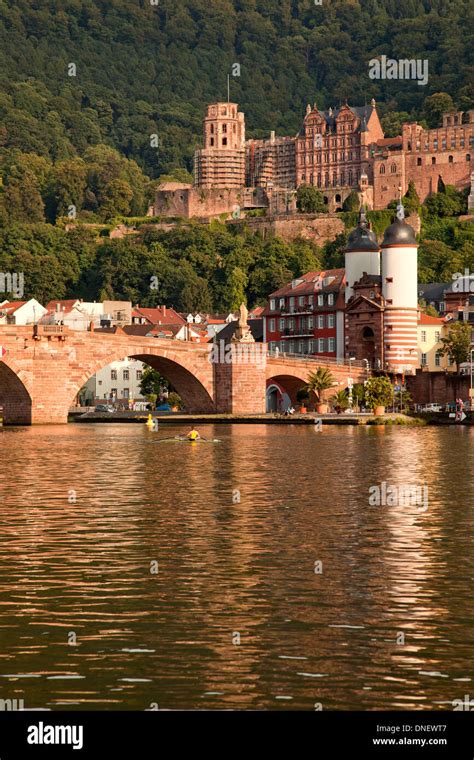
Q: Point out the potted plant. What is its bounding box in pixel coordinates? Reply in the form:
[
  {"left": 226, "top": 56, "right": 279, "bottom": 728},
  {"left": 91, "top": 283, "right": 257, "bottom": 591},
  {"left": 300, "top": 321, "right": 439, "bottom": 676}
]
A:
[
  {"left": 304, "top": 367, "right": 336, "bottom": 414},
  {"left": 146, "top": 393, "right": 157, "bottom": 410},
  {"left": 296, "top": 387, "right": 310, "bottom": 413},
  {"left": 331, "top": 389, "right": 349, "bottom": 414},
  {"left": 364, "top": 376, "right": 394, "bottom": 416},
  {"left": 167, "top": 391, "right": 183, "bottom": 412}
]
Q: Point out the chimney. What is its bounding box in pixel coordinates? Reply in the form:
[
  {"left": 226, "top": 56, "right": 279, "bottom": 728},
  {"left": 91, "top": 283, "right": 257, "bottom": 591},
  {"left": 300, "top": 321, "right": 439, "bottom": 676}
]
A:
[{"left": 162, "top": 305, "right": 166, "bottom": 317}]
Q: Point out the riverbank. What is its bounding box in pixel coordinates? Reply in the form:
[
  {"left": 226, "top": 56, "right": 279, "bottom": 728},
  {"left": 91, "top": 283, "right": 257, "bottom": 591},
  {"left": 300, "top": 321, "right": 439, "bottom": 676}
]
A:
[{"left": 70, "top": 410, "right": 473, "bottom": 426}]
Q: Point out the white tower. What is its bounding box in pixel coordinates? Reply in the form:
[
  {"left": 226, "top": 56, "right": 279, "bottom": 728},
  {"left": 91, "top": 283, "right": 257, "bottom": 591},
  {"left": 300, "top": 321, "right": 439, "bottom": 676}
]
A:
[
  {"left": 344, "top": 207, "right": 380, "bottom": 303},
  {"left": 381, "top": 200, "right": 418, "bottom": 373}
]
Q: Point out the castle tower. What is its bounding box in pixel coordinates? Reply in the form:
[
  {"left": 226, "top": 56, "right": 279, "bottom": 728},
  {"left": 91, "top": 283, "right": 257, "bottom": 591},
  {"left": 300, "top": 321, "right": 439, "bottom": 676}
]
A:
[
  {"left": 344, "top": 207, "right": 380, "bottom": 303},
  {"left": 381, "top": 201, "right": 419, "bottom": 373},
  {"left": 194, "top": 102, "right": 246, "bottom": 189}
]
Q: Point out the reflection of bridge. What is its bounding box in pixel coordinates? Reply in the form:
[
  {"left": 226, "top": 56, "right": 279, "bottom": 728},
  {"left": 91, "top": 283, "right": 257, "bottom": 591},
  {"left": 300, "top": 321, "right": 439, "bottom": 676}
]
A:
[{"left": 0, "top": 326, "right": 367, "bottom": 424}]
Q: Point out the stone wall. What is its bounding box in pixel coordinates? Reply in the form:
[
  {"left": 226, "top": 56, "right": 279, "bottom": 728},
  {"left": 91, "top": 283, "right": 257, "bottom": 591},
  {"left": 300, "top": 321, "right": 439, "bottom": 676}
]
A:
[
  {"left": 406, "top": 369, "right": 470, "bottom": 405},
  {"left": 228, "top": 213, "right": 345, "bottom": 244}
]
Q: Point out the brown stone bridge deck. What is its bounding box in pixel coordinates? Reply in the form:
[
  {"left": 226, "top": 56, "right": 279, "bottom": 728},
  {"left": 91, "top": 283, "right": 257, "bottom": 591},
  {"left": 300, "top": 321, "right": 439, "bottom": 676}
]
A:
[{"left": 0, "top": 325, "right": 367, "bottom": 424}]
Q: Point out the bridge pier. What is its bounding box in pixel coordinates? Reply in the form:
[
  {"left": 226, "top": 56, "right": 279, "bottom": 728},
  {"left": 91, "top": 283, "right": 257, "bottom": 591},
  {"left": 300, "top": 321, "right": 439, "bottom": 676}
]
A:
[{"left": 214, "top": 343, "right": 267, "bottom": 414}]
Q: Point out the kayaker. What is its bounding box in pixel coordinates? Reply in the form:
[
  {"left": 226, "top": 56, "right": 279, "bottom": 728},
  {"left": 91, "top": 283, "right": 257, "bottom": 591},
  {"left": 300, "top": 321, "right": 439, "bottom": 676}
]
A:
[{"left": 187, "top": 427, "right": 201, "bottom": 441}]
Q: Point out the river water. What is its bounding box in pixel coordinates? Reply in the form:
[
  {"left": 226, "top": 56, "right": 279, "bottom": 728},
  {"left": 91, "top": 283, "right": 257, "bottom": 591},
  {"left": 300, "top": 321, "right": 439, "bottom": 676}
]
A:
[{"left": 0, "top": 423, "right": 472, "bottom": 711}]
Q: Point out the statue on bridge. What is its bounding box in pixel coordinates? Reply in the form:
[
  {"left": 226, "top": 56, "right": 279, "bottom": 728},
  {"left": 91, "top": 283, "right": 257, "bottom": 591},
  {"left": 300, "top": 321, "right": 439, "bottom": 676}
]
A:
[{"left": 232, "top": 303, "right": 255, "bottom": 343}]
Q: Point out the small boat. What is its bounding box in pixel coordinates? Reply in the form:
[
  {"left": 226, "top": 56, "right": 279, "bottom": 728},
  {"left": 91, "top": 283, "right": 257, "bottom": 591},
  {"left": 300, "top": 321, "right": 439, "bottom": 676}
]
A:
[{"left": 155, "top": 435, "right": 221, "bottom": 444}]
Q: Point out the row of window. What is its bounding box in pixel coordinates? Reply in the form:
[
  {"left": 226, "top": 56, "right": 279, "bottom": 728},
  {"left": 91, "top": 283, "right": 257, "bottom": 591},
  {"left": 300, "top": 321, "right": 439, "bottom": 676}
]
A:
[
  {"left": 269, "top": 293, "right": 335, "bottom": 310},
  {"left": 407, "top": 136, "right": 474, "bottom": 151},
  {"left": 269, "top": 314, "right": 336, "bottom": 332},
  {"left": 421, "top": 352, "right": 452, "bottom": 367},
  {"left": 381, "top": 155, "right": 471, "bottom": 172},
  {"left": 109, "top": 369, "right": 143, "bottom": 380},
  {"left": 299, "top": 173, "right": 355, "bottom": 187},
  {"left": 269, "top": 338, "right": 336, "bottom": 354},
  {"left": 301, "top": 133, "right": 357, "bottom": 145},
  {"left": 298, "top": 152, "right": 359, "bottom": 163},
  {"left": 420, "top": 330, "right": 441, "bottom": 343}
]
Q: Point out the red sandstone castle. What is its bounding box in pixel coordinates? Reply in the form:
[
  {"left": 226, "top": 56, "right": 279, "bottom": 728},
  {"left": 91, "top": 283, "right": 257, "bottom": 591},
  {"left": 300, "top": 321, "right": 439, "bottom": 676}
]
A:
[{"left": 153, "top": 100, "right": 474, "bottom": 218}]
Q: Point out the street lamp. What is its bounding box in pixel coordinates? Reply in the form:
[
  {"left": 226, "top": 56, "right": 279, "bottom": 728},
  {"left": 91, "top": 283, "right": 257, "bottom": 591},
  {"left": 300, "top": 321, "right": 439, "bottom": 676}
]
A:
[{"left": 348, "top": 356, "right": 355, "bottom": 411}]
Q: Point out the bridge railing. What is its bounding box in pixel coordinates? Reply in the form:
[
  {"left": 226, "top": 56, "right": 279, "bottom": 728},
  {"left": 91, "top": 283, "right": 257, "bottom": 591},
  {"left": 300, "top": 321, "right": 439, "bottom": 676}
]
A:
[{"left": 266, "top": 349, "right": 368, "bottom": 369}]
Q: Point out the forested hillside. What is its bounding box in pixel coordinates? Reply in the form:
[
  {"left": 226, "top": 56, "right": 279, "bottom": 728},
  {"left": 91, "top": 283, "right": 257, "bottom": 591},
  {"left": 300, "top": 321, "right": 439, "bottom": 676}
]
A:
[{"left": 0, "top": 0, "right": 472, "bottom": 183}]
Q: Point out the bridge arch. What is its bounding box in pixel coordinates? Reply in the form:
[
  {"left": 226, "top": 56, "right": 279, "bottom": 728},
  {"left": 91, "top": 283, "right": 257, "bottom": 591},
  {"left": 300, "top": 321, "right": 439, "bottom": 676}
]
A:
[
  {"left": 72, "top": 343, "right": 215, "bottom": 414},
  {"left": 0, "top": 358, "right": 33, "bottom": 424},
  {"left": 266, "top": 373, "right": 307, "bottom": 406}
]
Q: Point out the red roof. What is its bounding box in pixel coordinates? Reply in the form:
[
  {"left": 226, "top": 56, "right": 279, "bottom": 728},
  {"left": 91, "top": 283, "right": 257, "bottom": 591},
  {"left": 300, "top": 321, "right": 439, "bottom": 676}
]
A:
[
  {"left": 46, "top": 299, "right": 80, "bottom": 313},
  {"left": 376, "top": 136, "right": 403, "bottom": 148},
  {"left": 0, "top": 301, "right": 27, "bottom": 313},
  {"left": 418, "top": 313, "right": 444, "bottom": 325},
  {"left": 133, "top": 306, "right": 185, "bottom": 326},
  {"left": 268, "top": 269, "right": 346, "bottom": 298}
]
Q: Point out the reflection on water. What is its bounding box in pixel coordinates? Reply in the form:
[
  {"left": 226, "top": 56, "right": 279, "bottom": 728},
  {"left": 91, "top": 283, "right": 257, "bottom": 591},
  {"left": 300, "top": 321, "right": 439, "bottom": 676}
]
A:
[{"left": 0, "top": 423, "right": 473, "bottom": 710}]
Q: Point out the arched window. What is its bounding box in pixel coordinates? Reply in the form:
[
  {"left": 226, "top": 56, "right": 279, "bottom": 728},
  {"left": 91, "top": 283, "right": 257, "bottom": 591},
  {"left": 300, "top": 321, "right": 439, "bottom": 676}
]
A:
[
  {"left": 335, "top": 194, "right": 341, "bottom": 202},
  {"left": 448, "top": 155, "right": 453, "bottom": 163},
  {"left": 380, "top": 165, "right": 385, "bottom": 174},
  {"left": 210, "top": 124, "right": 214, "bottom": 134},
  {"left": 390, "top": 163, "right": 397, "bottom": 174},
  {"left": 417, "top": 158, "right": 422, "bottom": 166}
]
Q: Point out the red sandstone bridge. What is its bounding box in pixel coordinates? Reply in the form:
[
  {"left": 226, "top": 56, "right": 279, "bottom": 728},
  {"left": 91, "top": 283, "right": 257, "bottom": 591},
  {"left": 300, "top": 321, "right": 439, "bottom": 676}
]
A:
[{"left": 0, "top": 325, "right": 367, "bottom": 424}]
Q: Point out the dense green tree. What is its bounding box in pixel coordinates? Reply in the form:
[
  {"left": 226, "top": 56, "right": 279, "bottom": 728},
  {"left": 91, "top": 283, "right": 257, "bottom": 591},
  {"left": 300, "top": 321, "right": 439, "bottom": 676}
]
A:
[
  {"left": 438, "top": 322, "right": 471, "bottom": 373},
  {"left": 296, "top": 185, "right": 326, "bottom": 214},
  {"left": 342, "top": 191, "right": 360, "bottom": 212}
]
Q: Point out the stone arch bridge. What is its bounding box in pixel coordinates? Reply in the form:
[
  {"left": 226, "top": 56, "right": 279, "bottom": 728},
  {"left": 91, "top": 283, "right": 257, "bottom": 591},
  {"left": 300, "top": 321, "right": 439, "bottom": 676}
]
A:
[{"left": 0, "top": 325, "right": 367, "bottom": 424}]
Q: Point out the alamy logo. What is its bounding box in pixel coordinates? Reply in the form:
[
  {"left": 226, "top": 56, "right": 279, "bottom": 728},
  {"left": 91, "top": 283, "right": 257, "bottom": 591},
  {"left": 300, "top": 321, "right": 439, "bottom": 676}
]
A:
[
  {"left": 0, "top": 271, "right": 24, "bottom": 299},
  {"left": 27, "top": 722, "right": 83, "bottom": 751},
  {"left": 207, "top": 342, "right": 267, "bottom": 368},
  {"left": 369, "top": 55, "right": 428, "bottom": 86},
  {"left": 452, "top": 694, "right": 474, "bottom": 710},
  {"left": 368, "top": 481, "right": 428, "bottom": 512},
  {"left": 0, "top": 698, "right": 24, "bottom": 710},
  {"left": 452, "top": 269, "right": 474, "bottom": 293}
]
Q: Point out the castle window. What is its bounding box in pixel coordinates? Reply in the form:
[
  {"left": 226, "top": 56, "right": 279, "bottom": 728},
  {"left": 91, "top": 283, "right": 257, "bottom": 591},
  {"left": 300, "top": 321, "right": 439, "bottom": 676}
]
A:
[
  {"left": 433, "top": 139, "right": 438, "bottom": 149},
  {"left": 417, "top": 157, "right": 422, "bottom": 166},
  {"left": 335, "top": 194, "right": 341, "bottom": 202},
  {"left": 449, "top": 155, "right": 453, "bottom": 163},
  {"left": 210, "top": 124, "right": 214, "bottom": 134},
  {"left": 431, "top": 156, "right": 436, "bottom": 164},
  {"left": 390, "top": 163, "right": 397, "bottom": 173},
  {"left": 222, "top": 124, "right": 227, "bottom": 133},
  {"left": 222, "top": 137, "right": 227, "bottom": 146},
  {"left": 380, "top": 165, "right": 385, "bottom": 174},
  {"left": 467, "top": 154, "right": 472, "bottom": 162},
  {"left": 210, "top": 138, "right": 214, "bottom": 146}
]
